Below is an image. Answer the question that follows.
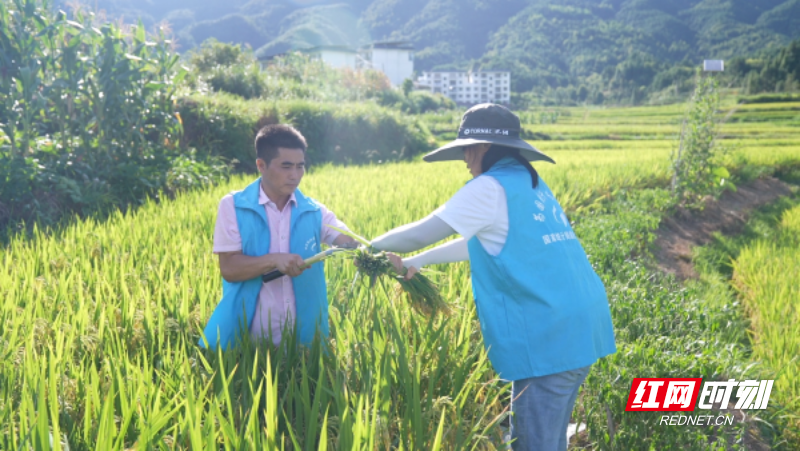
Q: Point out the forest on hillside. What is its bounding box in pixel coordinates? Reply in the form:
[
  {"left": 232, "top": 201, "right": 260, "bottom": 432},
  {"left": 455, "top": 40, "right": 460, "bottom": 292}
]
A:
[{"left": 53, "top": 0, "right": 800, "bottom": 104}]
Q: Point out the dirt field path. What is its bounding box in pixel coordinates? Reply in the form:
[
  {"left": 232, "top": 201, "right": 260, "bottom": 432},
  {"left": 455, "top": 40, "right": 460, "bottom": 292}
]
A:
[{"left": 654, "top": 176, "right": 795, "bottom": 280}]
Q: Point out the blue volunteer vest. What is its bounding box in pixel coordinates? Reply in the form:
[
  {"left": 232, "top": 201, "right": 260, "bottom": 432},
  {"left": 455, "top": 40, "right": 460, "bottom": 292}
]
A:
[
  {"left": 199, "top": 178, "right": 329, "bottom": 350},
  {"left": 467, "top": 158, "right": 616, "bottom": 381}
]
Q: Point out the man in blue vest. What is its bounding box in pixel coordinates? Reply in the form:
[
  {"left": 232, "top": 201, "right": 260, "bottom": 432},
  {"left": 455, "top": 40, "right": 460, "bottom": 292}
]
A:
[
  {"left": 200, "top": 124, "right": 358, "bottom": 350},
  {"left": 370, "top": 104, "right": 617, "bottom": 451}
]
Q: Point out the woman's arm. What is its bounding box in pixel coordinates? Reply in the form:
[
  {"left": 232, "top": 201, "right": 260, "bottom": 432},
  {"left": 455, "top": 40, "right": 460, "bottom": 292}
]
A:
[
  {"left": 403, "top": 237, "right": 469, "bottom": 268},
  {"left": 370, "top": 214, "right": 456, "bottom": 253},
  {"left": 372, "top": 215, "right": 469, "bottom": 279},
  {"left": 382, "top": 237, "right": 469, "bottom": 280}
]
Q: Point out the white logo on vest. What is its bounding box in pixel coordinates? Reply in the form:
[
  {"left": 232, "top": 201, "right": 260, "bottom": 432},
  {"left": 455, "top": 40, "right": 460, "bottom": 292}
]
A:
[
  {"left": 536, "top": 191, "right": 547, "bottom": 202},
  {"left": 304, "top": 237, "right": 317, "bottom": 251},
  {"left": 542, "top": 231, "right": 577, "bottom": 245}
]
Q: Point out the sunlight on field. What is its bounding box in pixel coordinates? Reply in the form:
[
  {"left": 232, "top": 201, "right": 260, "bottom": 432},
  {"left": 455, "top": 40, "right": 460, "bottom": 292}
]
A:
[
  {"left": 2, "top": 100, "right": 800, "bottom": 449},
  {"left": 733, "top": 205, "right": 800, "bottom": 415}
]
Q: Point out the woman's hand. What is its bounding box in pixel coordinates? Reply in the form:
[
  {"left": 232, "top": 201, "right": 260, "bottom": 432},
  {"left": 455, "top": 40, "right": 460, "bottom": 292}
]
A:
[{"left": 385, "top": 252, "right": 418, "bottom": 280}]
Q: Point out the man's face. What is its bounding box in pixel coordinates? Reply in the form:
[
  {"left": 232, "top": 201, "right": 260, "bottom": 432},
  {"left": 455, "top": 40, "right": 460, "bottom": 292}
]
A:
[{"left": 258, "top": 147, "right": 306, "bottom": 197}]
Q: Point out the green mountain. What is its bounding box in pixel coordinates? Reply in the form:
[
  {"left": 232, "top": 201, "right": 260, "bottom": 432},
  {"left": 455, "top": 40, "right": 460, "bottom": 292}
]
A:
[
  {"left": 361, "top": 0, "right": 529, "bottom": 69},
  {"left": 253, "top": 4, "right": 371, "bottom": 59},
  {"left": 431, "top": 0, "right": 796, "bottom": 90},
  {"left": 64, "top": 0, "right": 800, "bottom": 93}
]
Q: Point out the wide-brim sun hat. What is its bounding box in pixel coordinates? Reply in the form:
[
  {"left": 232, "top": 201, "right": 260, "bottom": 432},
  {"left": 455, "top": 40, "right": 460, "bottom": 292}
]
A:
[{"left": 423, "top": 103, "right": 555, "bottom": 164}]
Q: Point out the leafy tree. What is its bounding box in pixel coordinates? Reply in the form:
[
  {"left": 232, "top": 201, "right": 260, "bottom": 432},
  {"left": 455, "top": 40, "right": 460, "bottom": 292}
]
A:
[
  {"left": 723, "top": 38, "right": 800, "bottom": 95},
  {"left": 671, "top": 75, "right": 731, "bottom": 207}
]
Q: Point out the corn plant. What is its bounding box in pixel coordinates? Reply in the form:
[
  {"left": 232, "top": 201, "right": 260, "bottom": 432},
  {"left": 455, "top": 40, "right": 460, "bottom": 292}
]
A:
[{"left": 0, "top": 0, "right": 191, "bottom": 230}]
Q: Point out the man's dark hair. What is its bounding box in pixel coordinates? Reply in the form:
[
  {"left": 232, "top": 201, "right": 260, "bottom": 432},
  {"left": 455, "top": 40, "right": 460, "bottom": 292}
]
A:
[
  {"left": 255, "top": 124, "right": 308, "bottom": 165},
  {"left": 481, "top": 145, "right": 539, "bottom": 188}
]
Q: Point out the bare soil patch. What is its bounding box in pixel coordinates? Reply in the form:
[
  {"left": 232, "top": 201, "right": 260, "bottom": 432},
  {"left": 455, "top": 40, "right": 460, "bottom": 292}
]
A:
[{"left": 653, "top": 176, "right": 794, "bottom": 280}]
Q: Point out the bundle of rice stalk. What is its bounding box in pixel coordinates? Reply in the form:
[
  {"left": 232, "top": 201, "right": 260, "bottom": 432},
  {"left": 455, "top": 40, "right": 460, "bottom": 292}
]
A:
[
  {"left": 329, "top": 226, "right": 452, "bottom": 317},
  {"left": 394, "top": 264, "right": 452, "bottom": 317}
]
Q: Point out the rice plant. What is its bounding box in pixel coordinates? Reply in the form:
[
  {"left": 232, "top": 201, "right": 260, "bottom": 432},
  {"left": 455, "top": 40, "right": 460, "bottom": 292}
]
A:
[
  {"left": 2, "top": 100, "right": 800, "bottom": 449},
  {"left": 732, "top": 205, "right": 800, "bottom": 437}
]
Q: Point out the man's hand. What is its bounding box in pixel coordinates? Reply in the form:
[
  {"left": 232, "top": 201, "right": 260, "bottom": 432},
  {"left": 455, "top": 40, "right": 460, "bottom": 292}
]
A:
[
  {"left": 218, "top": 251, "right": 308, "bottom": 282},
  {"left": 273, "top": 253, "right": 307, "bottom": 277},
  {"left": 385, "top": 252, "right": 418, "bottom": 280}
]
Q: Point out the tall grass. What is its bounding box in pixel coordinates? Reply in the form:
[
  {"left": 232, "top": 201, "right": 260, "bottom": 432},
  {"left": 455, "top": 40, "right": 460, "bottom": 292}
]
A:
[
  {"left": 732, "top": 205, "right": 800, "bottom": 431},
  {"left": 3, "top": 101, "right": 800, "bottom": 449},
  {"left": 0, "top": 175, "right": 506, "bottom": 449}
]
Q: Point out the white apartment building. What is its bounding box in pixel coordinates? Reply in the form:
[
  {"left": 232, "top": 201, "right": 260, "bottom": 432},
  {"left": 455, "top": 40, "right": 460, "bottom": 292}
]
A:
[
  {"left": 417, "top": 71, "right": 511, "bottom": 105},
  {"left": 359, "top": 42, "right": 414, "bottom": 86}
]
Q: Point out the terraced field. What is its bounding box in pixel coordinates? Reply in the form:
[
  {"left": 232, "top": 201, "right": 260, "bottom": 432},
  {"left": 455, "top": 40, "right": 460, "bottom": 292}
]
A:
[{"left": 1, "top": 100, "right": 799, "bottom": 449}]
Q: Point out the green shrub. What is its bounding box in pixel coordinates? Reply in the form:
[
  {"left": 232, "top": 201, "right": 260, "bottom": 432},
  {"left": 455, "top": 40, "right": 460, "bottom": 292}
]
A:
[
  {"left": 188, "top": 38, "right": 252, "bottom": 72},
  {"left": 377, "top": 90, "right": 457, "bottom": 114},
  {"left": 178, "top": 94, "right": 436, "bottom": 168},
  {"left": 186, "top": 39, "right": 267, "bottom": 100},
  {"left": 177, "top": 94, "right": 269, "bottom": 172},
  {"left": 0, "top": 0, "right": 218, "bottom": 232},
  {"left": 408, "top": 91, "right": 457, "bottom": 113},
  {"left": 205, "top": 63, "right": 268, "bottom": 99},
  {"left": 166, "top": 148, "right": 231, "bottom": 192}
]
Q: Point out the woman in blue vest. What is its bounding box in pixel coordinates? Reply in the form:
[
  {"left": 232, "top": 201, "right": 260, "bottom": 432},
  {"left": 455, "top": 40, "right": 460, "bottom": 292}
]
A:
[{"left": 371, "top": 104, "right": 617, "bottom": 451}]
